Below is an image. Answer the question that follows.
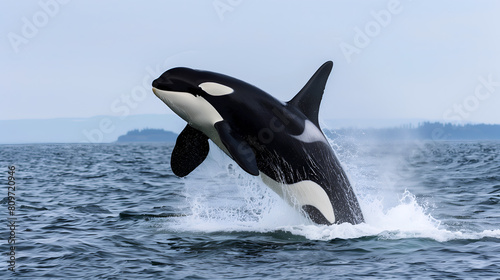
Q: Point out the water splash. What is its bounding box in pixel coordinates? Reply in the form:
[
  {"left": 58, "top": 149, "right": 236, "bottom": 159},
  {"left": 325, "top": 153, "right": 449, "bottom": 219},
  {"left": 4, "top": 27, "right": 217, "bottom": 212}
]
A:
[{"left": 163, "top": 140, "right": 500, "bottom": 242}]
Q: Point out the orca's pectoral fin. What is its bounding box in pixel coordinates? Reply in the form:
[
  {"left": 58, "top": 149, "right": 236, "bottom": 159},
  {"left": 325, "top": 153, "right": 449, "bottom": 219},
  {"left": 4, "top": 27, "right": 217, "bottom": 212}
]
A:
[
  {"left": 214, "top": 121, "right": 259, "bottom": 176},
  {"left": 171, "top": 124, "right": 210, "bottom": 177},
  {"left": 288, "top": 61, "right": 333, "bottom": 127}
]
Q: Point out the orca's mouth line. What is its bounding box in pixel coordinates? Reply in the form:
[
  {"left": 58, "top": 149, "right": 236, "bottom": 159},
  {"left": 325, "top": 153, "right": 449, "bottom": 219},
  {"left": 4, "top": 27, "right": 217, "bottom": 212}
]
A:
[
  {"left": 152, "top": 87, "right": 190, "bottom": 103},
  {"left": 152, "top": 87, "right": 169, "bottom": 99}
]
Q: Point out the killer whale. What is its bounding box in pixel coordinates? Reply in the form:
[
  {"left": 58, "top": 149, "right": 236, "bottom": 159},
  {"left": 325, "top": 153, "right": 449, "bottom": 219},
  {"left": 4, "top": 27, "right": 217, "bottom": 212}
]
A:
[{"left": 152, "top": 61, "right": 364, "bottom": 225}]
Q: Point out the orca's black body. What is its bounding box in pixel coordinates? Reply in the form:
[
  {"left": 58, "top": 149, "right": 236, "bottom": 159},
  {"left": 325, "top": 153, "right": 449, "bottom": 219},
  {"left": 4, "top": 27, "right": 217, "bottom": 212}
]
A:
[{"left": 152, "top": 61, "right": 364, "bottom": 225}]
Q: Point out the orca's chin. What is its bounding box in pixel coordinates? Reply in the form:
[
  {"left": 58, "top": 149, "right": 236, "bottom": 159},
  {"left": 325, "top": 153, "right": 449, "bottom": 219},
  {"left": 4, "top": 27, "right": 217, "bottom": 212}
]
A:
[
  {"left": 152, "top": 87, "right": 180, "bottom": 109},
  {"left": 153, "top": 86, "right": 173, "bottom": 96},
  {"left": 151, "top": 86, "right": 224, "bottom": 134},
  {"left": 152, "top": 87, "right": 166, "bottom": 103},
  {"left": 152, "top": 87, "right": 178, "bottom": 101},
  {"left": 152, "top": 87, "right": 161, "bottom": 97}
]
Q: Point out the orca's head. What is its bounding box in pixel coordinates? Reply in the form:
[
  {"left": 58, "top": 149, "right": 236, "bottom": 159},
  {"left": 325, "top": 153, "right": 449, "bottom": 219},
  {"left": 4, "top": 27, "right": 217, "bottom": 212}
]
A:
[
  {"left": 152, "top": 67, "right": 235, "bottom": 128},
  {"left": 153, "top": 67, "right": 201, "bottom": 95}
]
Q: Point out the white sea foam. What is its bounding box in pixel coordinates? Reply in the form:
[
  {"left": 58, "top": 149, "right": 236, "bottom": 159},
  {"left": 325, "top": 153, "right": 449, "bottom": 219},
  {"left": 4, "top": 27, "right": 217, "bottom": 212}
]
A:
[{"left": 164, "top": 141, "right": 500, "bottom": 242}]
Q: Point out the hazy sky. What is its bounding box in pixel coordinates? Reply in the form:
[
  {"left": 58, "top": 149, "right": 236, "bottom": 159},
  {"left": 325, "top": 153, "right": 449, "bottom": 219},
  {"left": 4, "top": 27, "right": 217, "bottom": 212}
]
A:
[{"left": 2, "top": 0, "right": 500, "bottom": 124}]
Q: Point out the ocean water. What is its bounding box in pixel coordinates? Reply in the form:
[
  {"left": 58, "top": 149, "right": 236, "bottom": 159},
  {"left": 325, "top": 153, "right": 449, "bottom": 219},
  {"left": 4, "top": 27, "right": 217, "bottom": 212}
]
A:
[{"left": 1, "top": 139, "right": 499, "bottom": 279}]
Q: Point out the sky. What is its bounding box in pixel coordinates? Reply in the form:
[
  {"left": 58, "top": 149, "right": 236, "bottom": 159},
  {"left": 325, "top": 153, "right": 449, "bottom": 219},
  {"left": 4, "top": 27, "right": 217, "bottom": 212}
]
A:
[{"left": 2, "top": 0, "right": 500, "bottom": 127}]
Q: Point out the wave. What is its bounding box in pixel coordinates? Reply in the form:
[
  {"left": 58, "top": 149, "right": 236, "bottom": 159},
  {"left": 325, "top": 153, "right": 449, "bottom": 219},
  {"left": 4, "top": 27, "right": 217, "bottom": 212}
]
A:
[{"left": 160, "top": 141, "right": 500, "bottom": 242}]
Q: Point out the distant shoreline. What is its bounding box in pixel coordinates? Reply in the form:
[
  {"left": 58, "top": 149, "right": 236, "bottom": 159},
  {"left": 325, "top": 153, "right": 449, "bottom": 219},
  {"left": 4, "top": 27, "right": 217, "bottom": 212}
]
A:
[
  {"left": 2, "top": 122, "right": 499, "bottom": 145},
  {"left": 115, "top": 128, "right": 178, "bottom": 143},
  {"left": 116, "top": 122, "right": 500, "bottom": 143},
  {"left": 326, "top": 122, "right": 500, "bottom": 141}
]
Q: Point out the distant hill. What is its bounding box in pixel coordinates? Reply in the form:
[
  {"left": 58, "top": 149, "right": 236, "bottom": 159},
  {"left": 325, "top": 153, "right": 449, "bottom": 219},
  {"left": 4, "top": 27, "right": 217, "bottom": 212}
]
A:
[
  {"left": 3, "top": 114, "right": 498, "bottom": 144},
  {"left": 326, "top": 122, "right": 500, "bottom": 141},
  {"left": 116, "top": 129, "right": 178, "bottom": 143},
  {"left": 116, "top": 122, "right": 500, "bottom": 144},
  {"left": 0, "top": 114, "right": 186, "bottom": 144}
]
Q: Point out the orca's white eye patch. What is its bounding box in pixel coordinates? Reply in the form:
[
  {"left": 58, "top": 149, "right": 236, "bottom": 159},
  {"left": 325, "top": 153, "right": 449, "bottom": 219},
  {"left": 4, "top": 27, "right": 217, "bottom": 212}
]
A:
[{"left": 199, "top": 82, "right": 234, "bottom": 96}]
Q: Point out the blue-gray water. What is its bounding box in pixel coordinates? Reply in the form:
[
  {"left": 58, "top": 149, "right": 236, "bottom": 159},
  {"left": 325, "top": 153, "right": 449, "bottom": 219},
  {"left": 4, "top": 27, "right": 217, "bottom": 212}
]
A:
[{"left": 1, "top": 140, "right": 499, "bottom": 279}]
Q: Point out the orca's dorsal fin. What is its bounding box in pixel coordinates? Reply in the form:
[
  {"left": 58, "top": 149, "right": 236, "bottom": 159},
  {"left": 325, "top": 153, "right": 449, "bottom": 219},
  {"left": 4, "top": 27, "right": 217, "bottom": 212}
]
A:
[
  {"left": 288, "top": 61, "right": 333, "bottom": 127},
  {"left": 171, "top": 124, "right": 209, "bottom": 177}
]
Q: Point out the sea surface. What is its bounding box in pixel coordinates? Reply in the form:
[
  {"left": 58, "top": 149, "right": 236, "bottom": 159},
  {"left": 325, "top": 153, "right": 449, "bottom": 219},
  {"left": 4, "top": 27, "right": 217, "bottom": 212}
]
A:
[{"left": 1, "top": 139, "right": 499, "bottom": 279}]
